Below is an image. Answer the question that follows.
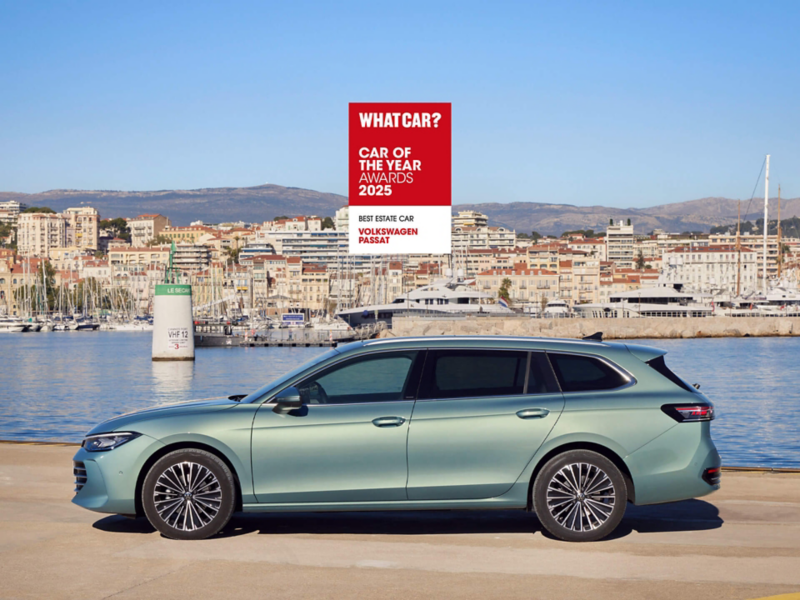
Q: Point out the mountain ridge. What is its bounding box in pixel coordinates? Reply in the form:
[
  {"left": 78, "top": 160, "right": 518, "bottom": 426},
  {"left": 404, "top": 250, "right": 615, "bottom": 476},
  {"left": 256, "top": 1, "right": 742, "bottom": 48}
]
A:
[{"left": 1, "top": 185, "right": 797, "bottom": 236}]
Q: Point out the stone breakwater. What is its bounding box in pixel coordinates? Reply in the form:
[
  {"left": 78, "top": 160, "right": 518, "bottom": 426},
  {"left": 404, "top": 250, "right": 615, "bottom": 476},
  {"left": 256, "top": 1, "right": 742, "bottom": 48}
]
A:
[{"left": 387, "top": 316, "right": 800, "bottom": 339}]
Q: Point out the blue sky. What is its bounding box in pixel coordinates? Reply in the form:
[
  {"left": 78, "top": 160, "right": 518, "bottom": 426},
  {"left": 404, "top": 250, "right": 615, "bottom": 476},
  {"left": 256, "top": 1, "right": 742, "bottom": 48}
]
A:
[{"left": 1, "top": 1, "right": 798, "bottom": 207}]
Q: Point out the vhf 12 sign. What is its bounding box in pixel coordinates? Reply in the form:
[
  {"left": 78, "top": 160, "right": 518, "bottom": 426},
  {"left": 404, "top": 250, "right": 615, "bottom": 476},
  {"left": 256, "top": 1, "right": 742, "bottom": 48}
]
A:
[{"left": 348, "top": 102, "right": 451, "bottom": 254}]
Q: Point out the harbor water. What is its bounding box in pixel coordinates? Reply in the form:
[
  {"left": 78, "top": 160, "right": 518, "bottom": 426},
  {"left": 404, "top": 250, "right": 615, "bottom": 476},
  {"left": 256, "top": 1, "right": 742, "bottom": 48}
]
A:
[{"left": 0, "top": 333, "right": 798, "bottom": 468}]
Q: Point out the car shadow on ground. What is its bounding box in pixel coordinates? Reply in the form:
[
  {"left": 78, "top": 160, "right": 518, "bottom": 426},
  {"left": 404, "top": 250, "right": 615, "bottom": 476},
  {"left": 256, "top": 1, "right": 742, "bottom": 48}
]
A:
[{"left": 92, "top": 498, "right": 723, "bottom": 541}]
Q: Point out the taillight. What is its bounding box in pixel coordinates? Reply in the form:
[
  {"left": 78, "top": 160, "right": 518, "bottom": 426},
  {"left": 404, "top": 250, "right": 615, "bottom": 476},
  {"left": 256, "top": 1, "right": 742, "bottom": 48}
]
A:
[
  {"left": 702, "top": 467, "right": 721, "bottom": 486},
  {"left": 661, "top": 403, "right": 715, "bottom": 422}
]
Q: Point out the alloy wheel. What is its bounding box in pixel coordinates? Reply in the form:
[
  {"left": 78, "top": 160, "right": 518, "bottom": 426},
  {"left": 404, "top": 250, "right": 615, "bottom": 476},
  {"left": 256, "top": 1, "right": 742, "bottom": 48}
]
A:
[
  {"left": 546, "top": 462, "right": 615, "bottom": 532},
  {"left": 153, "top": 461, "right": 222, "bottom": 531}
]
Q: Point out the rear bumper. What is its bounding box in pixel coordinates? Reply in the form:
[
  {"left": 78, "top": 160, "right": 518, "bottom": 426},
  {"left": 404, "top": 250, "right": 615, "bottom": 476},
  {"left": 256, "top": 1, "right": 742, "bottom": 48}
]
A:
[
  {"left": 71, "top": 434, "right": 164, "bottom": 515},
  {"left": 626, "top": 422, "right": 721, "bottom": 506}
]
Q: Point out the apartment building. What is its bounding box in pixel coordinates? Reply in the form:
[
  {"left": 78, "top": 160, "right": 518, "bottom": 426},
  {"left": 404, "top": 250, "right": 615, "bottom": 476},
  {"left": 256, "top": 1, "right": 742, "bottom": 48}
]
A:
[
  {"left": 127, "top": 214, "right": 171, "bottom": 247},
  {"left": 708, "top": 233, "right": 781, "bottom": 280},
  {"left": 17, "top": 212, "right": 67, "bottom": 257},
  {"left": 452, "top": 225, "right": 516, "bottom": 253},
  {"left": 262, "top": 216, "right": 323, "bottom": 232},
  {"left": 161, "top": 225, "right": 215, "bottom": 245},
  {"left": 567, "top": 237, "right": 607, "bottom": 261},
  {"left": 172, "top": 244, "right": 211, "bottom": 272},
  {"left": 0, "top": 200, "right": 28, "bottom": 225},
  {"left": 109, "top": 247, "right": 171, "bottom": 271},
  {"left": 475, "top": 265, "right": 560, "bottom": 307},
  {"left": 606, "top": 220, "right": 635, "bottom": 268},
  {"left": 63, "top": 207, "right": 100, "bottom": 252},
  {"left": 452, "top": 210, "right": 489, "bottom": 228},
  {"left": 662, "top": 245, "right": 758, "bottom": 294}
]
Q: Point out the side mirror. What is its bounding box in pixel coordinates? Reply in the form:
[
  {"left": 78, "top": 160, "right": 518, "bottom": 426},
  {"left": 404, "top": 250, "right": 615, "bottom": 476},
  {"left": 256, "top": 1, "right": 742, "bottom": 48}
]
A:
[{"left": 272, "top": 386, "right": 302, "bottom": 414}]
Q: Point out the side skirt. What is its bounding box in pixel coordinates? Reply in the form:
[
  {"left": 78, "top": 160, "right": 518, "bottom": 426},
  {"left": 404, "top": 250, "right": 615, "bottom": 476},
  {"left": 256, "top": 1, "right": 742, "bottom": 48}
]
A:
[{"left": 242, "top": 497, "right": 527, "bottom": 513}]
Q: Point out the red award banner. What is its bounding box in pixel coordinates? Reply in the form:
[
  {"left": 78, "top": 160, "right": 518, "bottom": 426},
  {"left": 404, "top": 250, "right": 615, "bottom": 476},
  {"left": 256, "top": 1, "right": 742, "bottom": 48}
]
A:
[{"left": 348, "top": 102, "right": 451, "bottom": 254}]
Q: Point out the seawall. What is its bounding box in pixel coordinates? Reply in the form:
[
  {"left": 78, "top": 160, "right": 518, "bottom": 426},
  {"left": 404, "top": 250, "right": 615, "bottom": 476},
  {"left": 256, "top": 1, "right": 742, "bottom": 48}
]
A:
[{"left": 388, "top": 315, "right": 800, "bottom": 339}]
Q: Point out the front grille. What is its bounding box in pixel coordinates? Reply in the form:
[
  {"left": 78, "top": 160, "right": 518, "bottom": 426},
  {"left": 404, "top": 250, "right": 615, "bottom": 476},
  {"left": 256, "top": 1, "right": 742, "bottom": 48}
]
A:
[{"left": 73, "top": 461, "right": 87, "bottom": 493}]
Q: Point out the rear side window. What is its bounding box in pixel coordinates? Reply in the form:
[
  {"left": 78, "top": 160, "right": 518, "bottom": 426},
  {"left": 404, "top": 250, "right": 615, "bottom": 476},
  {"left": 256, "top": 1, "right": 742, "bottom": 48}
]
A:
[
  {"left": 646, "top": 355, "right": 694, "bottom": 392},
  {"left": 547, "top": 353, "right": 629, "bottom": 393},
  {"left": 421, "top": 350, "right": 527, "bottom": 399}
]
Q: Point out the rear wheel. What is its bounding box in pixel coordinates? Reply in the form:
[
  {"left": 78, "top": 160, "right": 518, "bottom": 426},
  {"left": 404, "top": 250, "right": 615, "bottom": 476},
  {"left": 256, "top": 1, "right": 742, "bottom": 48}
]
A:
[
  {"left": 533, "top": 450, "right": 627, "bottom": 542},
  {"left": 142, "top": 449, "right": 235, "bottom": 540}
]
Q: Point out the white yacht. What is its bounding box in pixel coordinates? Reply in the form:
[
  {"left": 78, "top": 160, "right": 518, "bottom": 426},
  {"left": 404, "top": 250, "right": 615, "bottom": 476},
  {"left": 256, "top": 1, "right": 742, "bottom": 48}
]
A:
[
  {"left": 543, "top": 299, "right": 571, "bottom": 318},
  {"left": 573, "top": 283, "right": 713, "bottom": 318},
  {"left": 0, "top": 316, "right": 29, "bottom": 332},
  {"left": 336, "top": 277, "right": 514, "bottom": 327}
]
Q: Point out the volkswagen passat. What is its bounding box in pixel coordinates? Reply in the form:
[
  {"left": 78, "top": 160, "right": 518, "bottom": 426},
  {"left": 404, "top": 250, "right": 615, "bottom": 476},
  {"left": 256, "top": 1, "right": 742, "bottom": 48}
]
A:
[{"left": 73, "top": 336, "right": 720, "bottom": 542}]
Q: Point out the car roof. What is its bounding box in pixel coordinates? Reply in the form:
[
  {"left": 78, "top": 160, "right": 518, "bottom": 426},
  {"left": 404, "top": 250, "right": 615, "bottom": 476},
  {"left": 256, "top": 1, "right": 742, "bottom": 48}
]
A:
[{"left": 337, "top": 336, "right": 627, "bottom": 355}]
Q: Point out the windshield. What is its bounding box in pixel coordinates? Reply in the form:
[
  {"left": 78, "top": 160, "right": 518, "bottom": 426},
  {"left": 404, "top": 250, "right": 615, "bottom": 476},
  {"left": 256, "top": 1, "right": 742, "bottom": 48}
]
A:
[{"left": 241, "top": 348, "right": 341, "bottom": 403}]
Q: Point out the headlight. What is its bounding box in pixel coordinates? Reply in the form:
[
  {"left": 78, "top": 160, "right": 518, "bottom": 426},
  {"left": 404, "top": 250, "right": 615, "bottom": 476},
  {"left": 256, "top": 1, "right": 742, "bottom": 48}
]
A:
[{"left": 82, "top": 432, "right": 141, "bottom": 452}]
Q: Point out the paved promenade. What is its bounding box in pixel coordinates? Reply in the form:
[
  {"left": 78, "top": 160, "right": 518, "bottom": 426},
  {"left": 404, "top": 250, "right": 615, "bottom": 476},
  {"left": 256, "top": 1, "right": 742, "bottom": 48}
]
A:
[{"left": 2, "top": 443, "right": 800, "bottom": 600}]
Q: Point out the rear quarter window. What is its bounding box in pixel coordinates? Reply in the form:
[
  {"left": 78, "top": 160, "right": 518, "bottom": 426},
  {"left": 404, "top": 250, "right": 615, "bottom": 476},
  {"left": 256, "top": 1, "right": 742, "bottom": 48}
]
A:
[
  {"left": 646, "top": 355, "right": 694, "bottom": 392},
  {"left": 547, "top": 353, "right": 629, "bottom": 393}
]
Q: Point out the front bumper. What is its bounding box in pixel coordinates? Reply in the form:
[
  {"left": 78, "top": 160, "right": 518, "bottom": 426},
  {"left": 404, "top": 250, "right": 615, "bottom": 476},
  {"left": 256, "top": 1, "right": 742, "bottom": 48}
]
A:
[
  {"left": 71, "top": 433, "right": 164, "bottom": 515},
  {"left": 626, "top": 421, "right": 721, "bottom": 506}
]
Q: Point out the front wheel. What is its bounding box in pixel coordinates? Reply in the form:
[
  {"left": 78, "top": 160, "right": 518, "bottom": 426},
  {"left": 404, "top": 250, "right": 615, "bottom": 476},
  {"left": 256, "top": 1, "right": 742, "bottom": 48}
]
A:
[
  {"left": 533, "top": 450, "right": 627, "bottom": 542},
  {"left": 142, "top": 449, "right": 236, "bottom": 540}
]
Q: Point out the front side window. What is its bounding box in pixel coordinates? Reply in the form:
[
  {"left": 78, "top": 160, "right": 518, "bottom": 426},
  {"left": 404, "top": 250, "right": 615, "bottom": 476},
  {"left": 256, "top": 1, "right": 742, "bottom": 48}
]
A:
[
  {"left": 420, "top": 350, "right": 527, "bottom": 399},
  {"left": 297, "top": 351, "right": 418, "bottom": 405},
  {"left": 546, "top": 353, "right": 629, "bottom": 393}
]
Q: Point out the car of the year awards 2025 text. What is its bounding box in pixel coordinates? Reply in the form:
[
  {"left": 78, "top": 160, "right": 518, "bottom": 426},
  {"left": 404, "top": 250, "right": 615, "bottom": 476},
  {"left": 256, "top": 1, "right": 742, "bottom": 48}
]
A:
[{"left": 72, "top": 336, "right": 720, "bottom": 542}]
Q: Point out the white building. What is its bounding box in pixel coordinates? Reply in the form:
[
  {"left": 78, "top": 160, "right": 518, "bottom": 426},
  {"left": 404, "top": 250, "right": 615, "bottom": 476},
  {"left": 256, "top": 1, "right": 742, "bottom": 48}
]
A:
[
  {"left": 452, "top": 225, "right": 516, "bottom": 253},
  {"left": 661, "top": 245, "right": 758, "bottom": 294},
  {"left": 0, "top": 200, "right": 28, "bottom": 225},
  {"left": 335, "top": 206, "right": 349, "bottom": 231},
  {"left": 17, "top": 212, "right": 67, "bottom": 257},
  {"left": 452, "top": 210, "right": 489, "bottom": 228},
  {"left": 127, "top": 214, "right": 171, "bottom": 247},
  {"left": 606, "top": 220, "right": 635, "bottom": 268}
]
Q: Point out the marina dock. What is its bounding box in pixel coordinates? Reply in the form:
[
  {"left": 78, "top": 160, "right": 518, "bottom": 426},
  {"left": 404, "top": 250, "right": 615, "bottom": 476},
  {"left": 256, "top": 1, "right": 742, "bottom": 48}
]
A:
[{"left": 2, "top": 442, "right": 800, "bottom": 600}]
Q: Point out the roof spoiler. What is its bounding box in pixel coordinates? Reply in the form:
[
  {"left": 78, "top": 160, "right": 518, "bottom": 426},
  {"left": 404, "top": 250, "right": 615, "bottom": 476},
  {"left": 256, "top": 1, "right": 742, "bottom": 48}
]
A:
[{"left": 582, "top": 332, "right": 603, "bottom": 342}]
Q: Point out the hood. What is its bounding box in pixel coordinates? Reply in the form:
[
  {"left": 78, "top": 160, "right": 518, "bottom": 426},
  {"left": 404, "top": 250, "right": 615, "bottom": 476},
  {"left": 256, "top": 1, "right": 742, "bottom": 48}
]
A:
[{"left": 86, "top": 397, "right": 239, "bottom": 436}]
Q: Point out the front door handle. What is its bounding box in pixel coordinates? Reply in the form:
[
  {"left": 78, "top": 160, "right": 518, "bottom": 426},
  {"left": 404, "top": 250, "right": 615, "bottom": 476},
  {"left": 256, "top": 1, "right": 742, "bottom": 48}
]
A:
[
  {"left": 372, "top": 416, "right": 406, "bottom": 427},
  {"left": 516, "top": 408, "right": 550, "bottom": 419}
]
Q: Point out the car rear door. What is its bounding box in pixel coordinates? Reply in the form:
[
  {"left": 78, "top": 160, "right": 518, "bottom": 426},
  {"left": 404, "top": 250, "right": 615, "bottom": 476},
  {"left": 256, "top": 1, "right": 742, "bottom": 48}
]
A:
[
  {"left": 406, "top": 349, "right": 564, "bottom": 500},
  {"left": 251, "top": 350, "right": 423, "bottom": 504}
]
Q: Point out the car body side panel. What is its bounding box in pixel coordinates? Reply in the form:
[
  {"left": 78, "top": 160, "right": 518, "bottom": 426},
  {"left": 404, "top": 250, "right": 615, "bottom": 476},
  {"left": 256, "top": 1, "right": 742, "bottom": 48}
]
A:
[
  {"left": 626, "top": 421, "right": 721, "bottom": 505},
  {"left": 136, "top": 405, "right": 259, "bottom": 503},
  {"left": 406, "top": 393, "right": 565, "bottom": 500},
  {"left": 251, "top": 401, "right": 414, "bottom": 503}
]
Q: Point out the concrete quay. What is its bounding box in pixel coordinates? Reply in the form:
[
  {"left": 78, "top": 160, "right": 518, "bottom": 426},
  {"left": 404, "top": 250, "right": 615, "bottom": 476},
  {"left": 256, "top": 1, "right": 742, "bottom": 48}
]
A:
[
  {"left": 389, "top": 315, "right": 800, "bottom": 339},
  {"left": 2, "top": 443, "right": 800, "bottom": 599}
]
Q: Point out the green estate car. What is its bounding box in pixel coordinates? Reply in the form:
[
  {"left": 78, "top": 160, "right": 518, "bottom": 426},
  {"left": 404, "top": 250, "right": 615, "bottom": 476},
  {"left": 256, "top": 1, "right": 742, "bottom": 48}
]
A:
[{"left": 72, "top": 336, "right": 720, "bottom": 542}]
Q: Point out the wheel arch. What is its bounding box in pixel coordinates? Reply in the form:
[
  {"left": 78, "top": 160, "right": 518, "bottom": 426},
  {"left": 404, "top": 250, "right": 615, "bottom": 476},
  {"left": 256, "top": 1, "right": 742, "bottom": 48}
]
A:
[
  {"left": 526, "top": 441, "right": 636, "bottom": 509},
  {"left": 134, "top": 442, "right": 244, "bottom": 518}
]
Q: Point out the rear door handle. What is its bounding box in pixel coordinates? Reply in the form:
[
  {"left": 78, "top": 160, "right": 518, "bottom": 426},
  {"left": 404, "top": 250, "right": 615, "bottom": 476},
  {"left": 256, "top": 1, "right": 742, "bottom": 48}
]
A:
[
  {"left": 516, "top": 408, "right": 550, "bottom": 419},
  {"left": 372, "top": 416, "right": 406, "bottom": 427}
]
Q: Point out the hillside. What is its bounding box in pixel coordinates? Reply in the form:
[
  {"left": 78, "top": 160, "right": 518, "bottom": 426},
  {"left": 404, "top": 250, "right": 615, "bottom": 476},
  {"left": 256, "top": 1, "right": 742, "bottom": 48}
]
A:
[
  {"left": 0, "top": 185, "right": 348, "bottom": 225},
  {"left": 2, "top": 185, "right": 798, "bottom": 236},
  {"left": 456, "top": 197, "right": 800, "bottom": 236}
]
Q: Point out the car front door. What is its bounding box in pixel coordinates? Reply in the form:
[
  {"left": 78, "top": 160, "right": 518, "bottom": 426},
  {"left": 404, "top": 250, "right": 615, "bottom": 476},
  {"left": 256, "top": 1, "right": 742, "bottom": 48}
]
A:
[
  {"left": 251, "top": 350, "right": 422, "bottom": 504},
  {"left": 406, "top": 349, "right": 564, "bottom": 500}
]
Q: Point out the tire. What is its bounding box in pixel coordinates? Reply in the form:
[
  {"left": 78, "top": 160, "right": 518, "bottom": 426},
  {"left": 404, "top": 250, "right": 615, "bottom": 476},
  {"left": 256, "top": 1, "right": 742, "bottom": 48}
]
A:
[
  {"left": 142, "top": 449, "right": 236, "bottom": 540},
  {"left": 532, "top": 450, "right": 627, "bottom": 542}
]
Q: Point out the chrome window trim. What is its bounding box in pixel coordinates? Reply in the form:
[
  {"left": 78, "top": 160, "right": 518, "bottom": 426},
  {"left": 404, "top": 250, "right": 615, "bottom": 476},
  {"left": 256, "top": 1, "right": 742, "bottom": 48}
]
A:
[{"left": 544, "top": 350, "right": 637, "bottom": 394}]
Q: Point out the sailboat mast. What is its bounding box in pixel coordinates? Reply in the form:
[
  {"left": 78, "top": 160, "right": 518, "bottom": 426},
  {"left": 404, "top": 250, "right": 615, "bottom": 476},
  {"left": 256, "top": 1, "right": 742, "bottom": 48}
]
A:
[
  {"left": 762, "top": 154, "right": 770, "bottom": 294},
  {"left": 777, "top": 184, "right": 782, "bottom": 278},
  {"left": 736, "top": 201, "right": 741, "bottom": 297}
]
